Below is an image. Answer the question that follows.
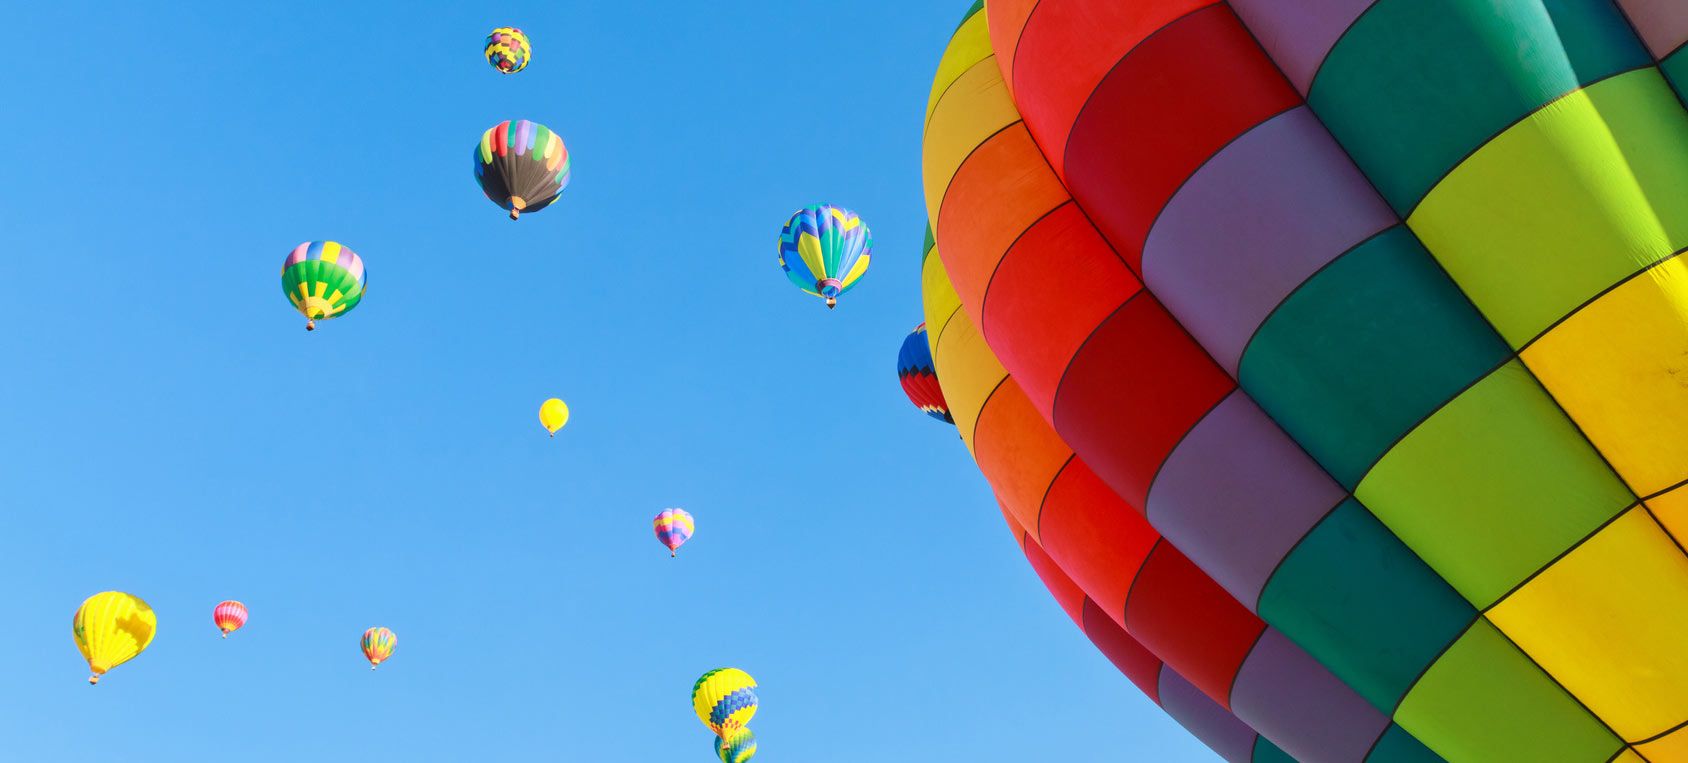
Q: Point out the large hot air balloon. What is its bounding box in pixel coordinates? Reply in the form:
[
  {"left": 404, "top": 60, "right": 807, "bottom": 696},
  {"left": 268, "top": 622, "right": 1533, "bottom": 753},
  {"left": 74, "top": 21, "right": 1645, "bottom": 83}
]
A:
[
  {"left": 714, "top": 726, "right": 757, "bottom": 763},
  {"left": 362, "top": 627, "right": 396, "bottom": 670},
  {"left": 778, "top": 204, "right": 872, "bottom": 309},
  {"left": 73, "top": 592, "right": 156, "bottom": 685},
  {"left": 281, "top": 241, "right": 367, "bottom": 331},
  {"left": 653, "top": 508, "right": 694, "bottom": 557},
  {"left": 475, "top": 120, "right": 570, "bottom": 220},
  {"left": 923, "top": 2, "right": 1688, "bottom": 761},
  {"left": 213, "top": 600, "right": 248, "bottom": 638},
  {"left": 896, "top": 322, "right": 953, "bottom": 424},
  {"left": 539, "top": 398, "right": 569, "bottom": 437},
  {"left": 484, "top": 27, "right": 530, "bottom": 74},
  {"left": 691, "top": 668, "right": 757, "bottom": 737}
]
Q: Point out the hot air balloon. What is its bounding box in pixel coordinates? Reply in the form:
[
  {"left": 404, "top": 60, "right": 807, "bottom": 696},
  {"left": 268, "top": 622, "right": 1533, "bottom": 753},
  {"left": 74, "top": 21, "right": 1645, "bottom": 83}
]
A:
[
  {"left": 778, "top": 204, "right": 871, "bottom": 309},
  {"left": 896, "top": 322, "right": 953, "bottom": 424},
  {"left": 714, "top": 726, "right": 757, "bottom": 763},
  {"left": 691, "top": 668, "right": 757, "bottom": 737},
  {"left": 475, "top": 120, "right": 570, "bottom": 220},
  {"left": 281, "top": 241, "right": 367, "bottom": 331},
  {"left": 213, "top": 600, "right": 248, "bottom": 638},
  {"left": 484, "top": 27, "right": 530, "bottom": 74},
  {"left": 922, "top": 1, "right": 1688, "bottom": 760},
  {"left": 653, "top": 508, "right": 694, "bottom": 557},
  {"left": 73, "top": 592, "right": 156, "bottom": 685},
  {"left": 362, "top": 627, "right": 396, "bottom": 670},
  {"left": 539, "top": 398, "right": 569, "bottom": 436}
]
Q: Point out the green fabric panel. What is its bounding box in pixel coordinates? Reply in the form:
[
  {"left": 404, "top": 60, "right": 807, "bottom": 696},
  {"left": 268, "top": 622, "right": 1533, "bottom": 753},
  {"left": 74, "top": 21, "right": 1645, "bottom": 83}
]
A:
[
  {"left": 1396, "top": 619, "right": 1622, "bottom": 762},
  {"left": 1239, "top": 226, "right": 1510, "bottom": 488},
  {"left": 1365, "top": 724, "right": 1446, "bottom": 763},
  {"left": 1258, "top": 500, "right": 1476, "bottom": 711},
  {"left": 1252, "top": 736, "right": 1297, "bottom": 763},
  {"left": 1308, "top": 0, "right": 1649, "bottom": 213},
  {"left": 1666, "top": 47, "right": 1688, "bottom": 101},
  {"left": 1407, "top": 70, "right": 1688, "bottom": 347},
  {"left": 1354, "top": 360, "right": 1635, "bottom": 607}
]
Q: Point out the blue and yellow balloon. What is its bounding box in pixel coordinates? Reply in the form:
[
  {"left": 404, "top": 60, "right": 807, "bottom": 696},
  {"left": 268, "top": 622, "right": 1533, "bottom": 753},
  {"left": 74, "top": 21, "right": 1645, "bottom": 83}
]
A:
[{"left": 778, "top": 204, "right": 872, "bottom": 309}]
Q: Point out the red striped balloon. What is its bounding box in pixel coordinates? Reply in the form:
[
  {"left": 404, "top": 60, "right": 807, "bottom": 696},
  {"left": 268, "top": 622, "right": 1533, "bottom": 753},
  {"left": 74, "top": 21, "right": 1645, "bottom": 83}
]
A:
[{"left": 213, "top": 600, "right": 248, "bottom": 638}]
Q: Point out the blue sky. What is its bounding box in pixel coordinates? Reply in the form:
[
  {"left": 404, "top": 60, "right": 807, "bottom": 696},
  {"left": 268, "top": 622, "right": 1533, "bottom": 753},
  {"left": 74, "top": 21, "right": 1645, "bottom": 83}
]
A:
[{"left": 0, "top": 1, "right": 1211, "bottom": 759}]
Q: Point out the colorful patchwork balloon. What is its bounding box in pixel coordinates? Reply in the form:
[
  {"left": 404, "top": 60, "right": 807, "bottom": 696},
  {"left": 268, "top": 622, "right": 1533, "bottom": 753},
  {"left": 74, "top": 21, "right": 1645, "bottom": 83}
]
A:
[
  {"left": 923, "top": 1, "right": 1688, "bottom": 760},
  {"left": 73, "top": 592, "right": 156, "bottom": 685},
  {"left": 896, "top": 321, "right": 952, "bottom": 424},
  {"left": 653, "top": 508, "right": 694, "bottom": 557},
  {"left": 361, "top": 627, "right": 396, "bottom": 670},
  {"left": 281, "top": 241, "right": 367, "bottom": 331},
  {"left": 691, "top": 668, "right": 757, "bottom": 736},
  {"left": 713, "top": 725, "right": 757, "bottom": 763},
  {"left": 484, "top": 27, "right": 530, "bottom": 74},
  {"left": 213, "top": 600, "right": 248, "bottom": 638},
  {"left": 474, "top": 119, "right": 570, "bottom": 220},
  {"left": 778, "top": 204, "right": 871, "bottom": 309}
]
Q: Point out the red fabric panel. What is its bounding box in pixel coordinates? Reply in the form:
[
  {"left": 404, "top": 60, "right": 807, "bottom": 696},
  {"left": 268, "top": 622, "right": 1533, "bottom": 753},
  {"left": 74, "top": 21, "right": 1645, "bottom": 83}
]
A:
[
  {"left": 1023, "top": 533, "right": 1089, "bottom": 626},
  {"left": 937, "top": 125, "right": 1070, "bottom": 320},
  {"left": 1053, "top": 295, "right": 1235, "bottom": 509},
  {"left": 1125, "top": 542, "right": 1267, "bottom": 708},
  {"left": 1039, "top": 458, "right": 1158, "bottom": 617},
  {"left": 1062, "top": 4, "right": 1299, "bottom": 271},
  {"left": 1083, "top": 597, "right": 1166, "bottom": 703}
]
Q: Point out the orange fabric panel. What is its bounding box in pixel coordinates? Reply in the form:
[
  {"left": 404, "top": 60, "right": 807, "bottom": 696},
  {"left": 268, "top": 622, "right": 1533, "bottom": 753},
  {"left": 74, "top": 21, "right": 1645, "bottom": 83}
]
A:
[{"left": 973, "top": 376, "right": 1074, "bottom": 541}]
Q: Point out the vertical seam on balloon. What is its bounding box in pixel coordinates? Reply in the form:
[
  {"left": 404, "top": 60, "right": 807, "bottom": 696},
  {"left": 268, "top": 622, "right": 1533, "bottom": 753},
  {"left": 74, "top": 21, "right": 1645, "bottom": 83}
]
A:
[
  {"left": 1339, "top": 353, "right": 1513, "bottom": 494},
  {"left": 1007, "top": 0, "right": 1046, "bottom": 93},
  {"left": 1610, "top": 0, "right": 1687, "bottom": 69},
  {"left": 1222, "top": 626, "right": 1270, "bottom": 705},
  {"left": 1514, "top": 245, "right": 1688, "bottom": 356},
  {"left": 922, "top": 55, "right": 1006, "bottom": 138},
  {"left": 931, "top": 121, "right": 1026, "bottom": 235},
  {"left": 1032, "top": 453, "right": 1078, "bottom": 542},
  {"left": 968, "top": 375, "right": 1013, "bottom": 449},
  {"left": 1047, "top": 292, "right": 1142, "bottom": 431},
  {"left": 1118, "top": 537, "right": 1164, "bottom": 629},
  {"left": 1478, "top": 501, "right": 1639, "bottom": 616},
  {"left": 1383, "top": 614, "right": 1482, "bottom": 718},
  {"left": 976, "top": 199, "right": 1077, "bottom": 337},
  {"left": 1141, "top": 387, "right": 1243, "bottom": 521},
  {"left": 1231, "top": 225, "right": 1396, "bottom": 376},
  {"left": 1054, "top": 3, "right": 1220, "bottom": 180},
  {"left": 1249, "top": 496, "right": 1349, "bottom": 615},
  {"left": 1480, "top": 615, "right": 1638, "bottom": 749},
  {"left": 1358, "top": 723, "right": 1392, "bottom": 762},
  {"left": 1299, "top": 0, "right": 1383, "bottom": 99}
]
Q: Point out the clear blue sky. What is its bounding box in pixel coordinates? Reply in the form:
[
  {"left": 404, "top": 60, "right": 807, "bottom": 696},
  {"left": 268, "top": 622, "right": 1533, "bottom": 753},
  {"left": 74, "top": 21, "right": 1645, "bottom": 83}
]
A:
[{"left": 0, "top": 1, "right": 1211, "bottom": 759}]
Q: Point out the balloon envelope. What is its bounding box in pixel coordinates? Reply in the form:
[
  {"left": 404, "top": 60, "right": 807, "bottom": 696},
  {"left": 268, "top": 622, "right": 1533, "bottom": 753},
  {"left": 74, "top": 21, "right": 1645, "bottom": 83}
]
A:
[
  {"left": 691, "top": 668, "right": 757, "bottom": 736},
  {"left": 213, "top": 600, "right": 248, "bottom": 637},
  {"left": 896, "top": 322, "right": 953, "bottom": 423},
  {"left": 362, "top": 627, "right": 396, "bottom": 669},
  {"left": 475, "top": 120, "right": 570, "bottom": 220},
  {"left": 653, "top": 508, "right": 694, "bottom": 556},
  {"left": 714, "top": 726, "right": 757, "bottom": 763},
  {"left": 281, "top": 241, "right": 367, "bottom": 331},
  {"left": 539, "top": 398, "right": 569, "bottom": 436},
  {"left": 484, "top": 27, "right": 530, "bottom": 74},
  {"left": 778, "top": 204, "right": 872, "bottom": 308},
  {"left": 73, "top": 592, "right": 156, "bottom": 684}
]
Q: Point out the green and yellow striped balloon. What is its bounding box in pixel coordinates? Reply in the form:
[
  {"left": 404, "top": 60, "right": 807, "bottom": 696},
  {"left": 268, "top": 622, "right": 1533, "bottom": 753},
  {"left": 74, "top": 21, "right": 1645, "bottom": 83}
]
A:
[{"left": 280, "top": 241, "right": 367, "bottom": 331}]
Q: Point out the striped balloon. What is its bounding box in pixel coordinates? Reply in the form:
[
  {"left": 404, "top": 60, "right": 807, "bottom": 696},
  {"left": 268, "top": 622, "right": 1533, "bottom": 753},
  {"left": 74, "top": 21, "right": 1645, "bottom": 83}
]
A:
[
  {"left": 474, "top": 119, "right": 570, "bottom": 220},
  {"left": 653, "top": 508, "right": 694, "bottom": 557},
  {"left": 361, "top": 627, "right": 396, "bottom": 670},
  {"left": 280, "top": 241, "right": 367, "bottom": 331},
  {"left": 897, "top": 321, "right": 953, "bottom": 424},
  {"left": 691, "top": 667, "right": 757, "bottom": 736},
  {"left": 778, "top": 204, "right": 872, "bottom": 309},
  {"left": 213, "top": 600, "right": 248, "bottom": 638},
  {"left": 714, "top": 725, "right": 757, "bottom": 763},
  {"left": 484, "top": 27, "right": 530, "bottom": 74}
]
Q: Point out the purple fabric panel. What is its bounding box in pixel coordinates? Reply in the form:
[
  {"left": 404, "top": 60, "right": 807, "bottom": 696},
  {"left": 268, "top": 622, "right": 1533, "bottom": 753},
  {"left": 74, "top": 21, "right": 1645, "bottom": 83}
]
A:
[
  {"left": 1618, "top": 0, "right": 1688, "bottom": 58},
  {"left": 1228, "top": 0, "right": 1378, "bottom": 94},
  {"left": 1146, "top": 391, "right": 1346, "bottom": 610},
  {"left": 1157, "top": 669, "right": 1262, "bottom": 763},
  {"left": 1231, "top": 629, "right": 1391, "bottom": 763},
  {"left": 1141, "top": 106, "right": 1397, "bottom": 375}
]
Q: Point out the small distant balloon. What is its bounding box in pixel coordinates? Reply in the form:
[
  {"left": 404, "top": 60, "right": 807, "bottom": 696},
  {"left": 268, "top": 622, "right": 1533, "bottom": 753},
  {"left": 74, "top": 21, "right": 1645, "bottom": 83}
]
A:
[
  {"left": 73, "top": 592, "right": 157, "bottom": 685},
  {"left": 475, "top": 120, "right": 570, "bottom": 220},
  {"left": 653, "top": 508, "right": 694, "bottom": 557},
  {"left": 692, "top": 667, "right": 758, "bottom": 736},
  {"left": 362, "top": 627, "right": 396, "bottom": 670},
  {"left": 281, "top": 241, "right": 367, "bottom": 331},
  {"left": 714, "top": 726, "right": 757, "bottom": 763},
  {"left": 897, "top": 322, "right": 954, "bottom": 424},
  {"left": 213, "top": 600, "right": 248, "bottom": 638},
  {"left": 539, "top": 398, "right": 570, "bottom": 436},
  {"left": 484, "top": 27, "right": 530, "bottom": 74},
  {"left": 778, "top": 204, "right": 872, "bottom": 309}
]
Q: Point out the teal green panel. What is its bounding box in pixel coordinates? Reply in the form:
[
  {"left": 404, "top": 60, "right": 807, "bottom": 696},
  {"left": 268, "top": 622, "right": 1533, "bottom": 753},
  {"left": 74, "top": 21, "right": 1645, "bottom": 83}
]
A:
[
  {"left": 1666, "top": 47, "right": 1688, "bottom": 103},
  {"left": 1258, "top": 500, "right": 1476, "bottom": 711},
  {"left": 1365, "top": 724, "right": 1446, "bottom": 763},
  {"left": 1239, "top": 226, "right": 1510, "bottom": 488},
  {"left": 1308, "top": 0, "right": 1650, "bottom": 213},
  {"left": 1252, "top": 736, "right": 1297, "bottom": 763}
]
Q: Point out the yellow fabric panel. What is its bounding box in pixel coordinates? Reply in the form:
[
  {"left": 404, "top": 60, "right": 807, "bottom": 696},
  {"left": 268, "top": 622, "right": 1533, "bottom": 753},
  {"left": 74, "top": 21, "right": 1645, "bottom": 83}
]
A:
[
  {"left": 923, "top": 245, "right": 964, "bottom": 356},
  {"left": 922, "top": 56, "right": 1020, "bottom": 226},
  {"left": 1521, "top": 255, "right": 1688, "bottom": 496},
  {"left": 925, "top": 10, "right": 993, "bottom": 127},
  {"left": 1636, "top": 726, "right": 1688, "bottom": 761},
  {"left": 1488, "top": 507, "right": 1688, "bottom": 741},
  {"left": 1647, "top": 487, "right": 1688, "bottom": 548},
  {"left": 1610, "top": 749, "right": 1649, "bottom": 763},
  {"left": 932, "top": 300, "right": 1008, "bottom": 456}
]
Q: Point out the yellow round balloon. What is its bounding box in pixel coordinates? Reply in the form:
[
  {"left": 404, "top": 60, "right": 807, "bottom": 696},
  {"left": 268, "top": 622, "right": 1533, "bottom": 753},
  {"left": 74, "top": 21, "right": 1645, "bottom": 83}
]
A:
[
  {"left": 539, "top": 398, "right": 570, "bottom": 436},
  {"left": 692, "top": 667, "right": 758, "bottom": 736},
  {"left": 73, "top": 591, "right": 157, "bottom": 685}
]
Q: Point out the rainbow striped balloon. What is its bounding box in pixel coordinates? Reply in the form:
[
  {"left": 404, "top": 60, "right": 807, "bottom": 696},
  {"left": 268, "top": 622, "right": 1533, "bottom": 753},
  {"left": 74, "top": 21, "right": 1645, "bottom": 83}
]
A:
[
  {"left": 474, "top": 119, "right": 570, "bottom": 220},
  {"left": 691, "top": 668, "right": 757, "bottom": 736},
  {"left": 213, "top": 600, "right": 248, "bottom": 638},
  {"left": 653, "top": 508, "right": 694, "bottom": 557},
  {"left": 713, "top": 725, "right": 757, "bottom": 763},
  {"left": 778, "top": 204, "right": 872, "bottom": 309},
  {"left": 361, "top": 627, "right": 396, "bottom": 670}
]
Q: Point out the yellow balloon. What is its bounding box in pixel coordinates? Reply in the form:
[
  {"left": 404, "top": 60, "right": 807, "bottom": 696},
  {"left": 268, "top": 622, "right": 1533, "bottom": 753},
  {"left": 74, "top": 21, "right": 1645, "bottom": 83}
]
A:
[
  {"left": 73, "top": 592, "right": 156, "bottom": 685},
  {"left": 539, "top": 398, "right": 570, "bottom": 436}
]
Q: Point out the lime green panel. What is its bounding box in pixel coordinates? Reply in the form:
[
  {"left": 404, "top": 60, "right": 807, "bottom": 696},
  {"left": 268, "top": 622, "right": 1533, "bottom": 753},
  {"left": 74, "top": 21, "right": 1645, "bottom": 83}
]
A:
[
  {"left": 1239, "top": 226, "right": 1510, "bottom": 488},
  {"left": 1408, "top": 70, "right": 1688, "bottom": 347},
  {"left": 1308, "top": 0, "right": 1649, "bottom": 213},
  {"left": 1354, "top": 360, "right": 1634, "bottom": 607},
  {"left": 1364, "top": 724, "right": 1444, "bottom": 763},
  {"left": 1396, "top": 619, "right": 1622, "bottom": 762}
]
